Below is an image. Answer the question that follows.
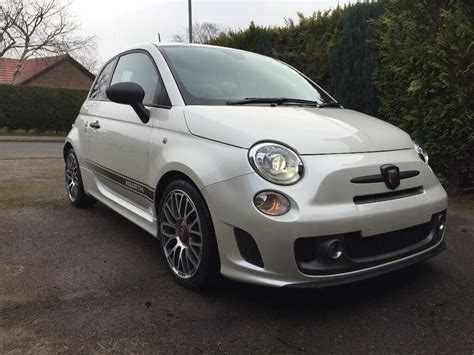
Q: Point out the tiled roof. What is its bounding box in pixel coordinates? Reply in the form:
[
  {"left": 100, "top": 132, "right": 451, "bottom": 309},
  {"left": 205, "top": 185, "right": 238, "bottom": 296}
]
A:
[{"left": 0, "top": 55, "right": 68, "bottom": 84}]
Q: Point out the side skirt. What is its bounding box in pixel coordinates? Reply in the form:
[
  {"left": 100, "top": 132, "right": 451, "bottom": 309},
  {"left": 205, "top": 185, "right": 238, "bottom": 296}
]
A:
[{"left": 80, "top": 163, "right": 158, "bottom": 239}]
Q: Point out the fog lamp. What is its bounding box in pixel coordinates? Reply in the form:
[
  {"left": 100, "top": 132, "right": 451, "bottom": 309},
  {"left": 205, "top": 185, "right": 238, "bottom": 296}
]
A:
[
  {"left": 328, "top": 240, "right": 344, "bottom": 259},
  {"left": 438, "top": 214, "right": 446, "bottom": 231},
  {"left": 254, "top": 191, "right": 290, "bottom": 216}
]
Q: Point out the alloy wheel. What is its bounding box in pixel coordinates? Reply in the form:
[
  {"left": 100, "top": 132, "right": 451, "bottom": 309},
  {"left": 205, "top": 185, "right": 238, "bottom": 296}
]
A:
[
  {"left": 160, "top": 189, "right": 203, "bottom": 279},
  {"left": 65, "top": 153, "right": 80, "bottom": 202}
]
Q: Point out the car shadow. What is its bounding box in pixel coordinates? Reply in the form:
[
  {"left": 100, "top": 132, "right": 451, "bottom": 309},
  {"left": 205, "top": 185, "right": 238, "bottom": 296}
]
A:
[
  {"left": 90, "top": 201, "right": 441, "bottom": 315},
  {"left": 206, "top": 263, "right": 436, "bottom": 312}
]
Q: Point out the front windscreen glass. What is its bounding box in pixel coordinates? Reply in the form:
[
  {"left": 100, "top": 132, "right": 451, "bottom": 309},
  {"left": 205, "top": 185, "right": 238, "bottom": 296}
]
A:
[{"left": 159, "top": 45, "right": 335, "bottom": 105}]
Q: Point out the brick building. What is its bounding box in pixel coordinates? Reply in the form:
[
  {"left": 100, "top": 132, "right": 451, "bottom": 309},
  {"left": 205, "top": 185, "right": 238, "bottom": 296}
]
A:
[{"left": 0, "top": 55, "right": 95, "bottom": 90}]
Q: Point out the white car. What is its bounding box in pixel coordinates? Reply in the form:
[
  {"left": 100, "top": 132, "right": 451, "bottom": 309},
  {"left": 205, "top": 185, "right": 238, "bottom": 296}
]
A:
[{"left": 64, "top": 43, "right": 448, "bottom": 289}]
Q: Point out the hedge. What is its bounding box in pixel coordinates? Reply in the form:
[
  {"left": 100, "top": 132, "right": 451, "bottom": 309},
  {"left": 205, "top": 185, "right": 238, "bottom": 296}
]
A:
[
  {"left": 371, "top": 0, "right": 474, "bottom": 192},
  {"left": 330, "top": 1, "right": 386, "bottom": 116},
  {"left": 0, "top": 85, "right": 88, "bottom": 133}
]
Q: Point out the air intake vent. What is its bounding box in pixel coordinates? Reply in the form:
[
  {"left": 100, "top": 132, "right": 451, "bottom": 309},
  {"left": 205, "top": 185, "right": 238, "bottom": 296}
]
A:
[{"left": 234, "top": 228, "right": 264, "bottom": 268}]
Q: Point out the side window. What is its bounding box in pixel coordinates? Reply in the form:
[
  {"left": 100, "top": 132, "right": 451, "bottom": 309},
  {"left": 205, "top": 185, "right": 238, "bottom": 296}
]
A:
[
  {"left": 110, "top": 52, "right": 161, "bottom": 106},
  {"left": 90, "top": 59, "right": 116, "bottom": 100}
]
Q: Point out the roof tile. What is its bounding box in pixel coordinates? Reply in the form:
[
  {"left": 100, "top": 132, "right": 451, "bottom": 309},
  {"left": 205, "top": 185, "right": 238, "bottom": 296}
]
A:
[{"left": 0, "top": 55, "right": 67, "bottom": 84}]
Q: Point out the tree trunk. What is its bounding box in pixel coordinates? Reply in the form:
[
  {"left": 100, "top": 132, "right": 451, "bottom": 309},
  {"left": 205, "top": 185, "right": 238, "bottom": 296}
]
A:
[
  {"left": 11, "top": 60, "right": 25, "bottom": 84},
  {"left": 11, "top": 45, "right": 29, "bottom": 84}
]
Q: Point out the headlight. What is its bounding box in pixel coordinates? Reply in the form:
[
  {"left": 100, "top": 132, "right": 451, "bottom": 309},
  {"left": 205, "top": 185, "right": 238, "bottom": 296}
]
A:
[
  {"left": 248, "top": 142, "right": 304, "bottom": 185},
  {"left": 414, "top": 142, "right": 429, "bottom": 164}
]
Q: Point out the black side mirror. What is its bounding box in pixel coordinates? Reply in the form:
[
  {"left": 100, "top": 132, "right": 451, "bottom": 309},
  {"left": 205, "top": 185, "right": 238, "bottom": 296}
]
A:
[{"left": 106, "top": 82, "right": 150, "bottom": 124}]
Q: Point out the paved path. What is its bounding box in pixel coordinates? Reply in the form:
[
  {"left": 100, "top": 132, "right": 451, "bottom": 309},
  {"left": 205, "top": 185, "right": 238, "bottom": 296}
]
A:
[
  {"left": 0, "top": 136, "right": 65, "bottom": 143},
  {"left": 0, "top": 141, "right": 63, "bottom": 159}
]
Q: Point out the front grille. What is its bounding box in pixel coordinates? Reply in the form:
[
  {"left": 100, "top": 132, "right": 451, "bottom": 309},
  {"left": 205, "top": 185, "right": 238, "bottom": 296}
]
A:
[
  {"left": 234, "top": 228, "right": 264, "bottom": 267},
  {"left": 294, "top": 211, "right": 444, "bottom": 275},
  {"left": 354, "top": 186, "right": 424, "bottom": 205},
  {"left": 345, "top": 220, "right": 433, "bottom": 259}
]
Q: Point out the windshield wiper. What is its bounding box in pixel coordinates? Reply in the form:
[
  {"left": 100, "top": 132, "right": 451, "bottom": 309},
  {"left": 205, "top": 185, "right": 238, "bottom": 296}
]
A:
[
  {"left": 318, "top": 101, "right": 342, "bottom": 108},
  {"left": 226, "top": 97, "right": 319, "bottom": 106}
]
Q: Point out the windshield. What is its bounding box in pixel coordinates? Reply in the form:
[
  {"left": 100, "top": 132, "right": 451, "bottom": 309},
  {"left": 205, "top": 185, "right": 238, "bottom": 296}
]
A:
[{"left": 159, "top": 45, "right": 336, "bottom": 106}]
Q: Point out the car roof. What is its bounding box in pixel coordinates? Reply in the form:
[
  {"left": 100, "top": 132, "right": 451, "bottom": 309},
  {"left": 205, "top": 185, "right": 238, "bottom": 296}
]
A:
[
  {"left": 115, "top": 42, "right": 228, "bottom": 56},
  {"left": 152, "top": 42, "right": 213, "bottom": 47}
]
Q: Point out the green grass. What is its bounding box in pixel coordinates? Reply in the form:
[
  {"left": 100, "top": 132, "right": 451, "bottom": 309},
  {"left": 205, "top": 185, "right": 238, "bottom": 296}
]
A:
[
  {"left": 0, "top": 127, "right": 67, "bottom": 137},
  {"left": 0, "top": 174, "right": 68, "bottom": 210}
]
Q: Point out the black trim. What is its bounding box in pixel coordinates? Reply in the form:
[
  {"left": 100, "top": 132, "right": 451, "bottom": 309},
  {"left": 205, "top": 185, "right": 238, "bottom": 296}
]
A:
[
  {"left": 293, "top": 211, "right": 445, "bottom": 276},
  {"left": 299, "top": 148, "right": 412, "bottom": 157},
  {"left": 351, "top": 170, "right": 419, "bottom": 184},
  {"left": 234, "top": 228, "right": 264, "bottom": 268},
  {"left": 81, "top": 158, "right": 154, "bottom": 201},
  {"left": 82, "top": 158, "right": 154, "bottom": 189},
  {"left": 89, "top": 57, "right": 118, "bottom": 101},
  {"left": 354, "top": 186, "right": 424, "bottom": 205},
  {"left": 286, "top": 240, "right": 445, "bottom": 288}
]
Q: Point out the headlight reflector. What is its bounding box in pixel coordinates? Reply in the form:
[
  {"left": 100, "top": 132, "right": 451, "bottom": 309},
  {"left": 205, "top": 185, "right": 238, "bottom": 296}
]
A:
[
  {"left": 414, "top": 142, "right": 429, "bottom": 164},
  {"left": 254, "top": 191, "right": 290, "bottom": 216},
  {"left": 249, "top": 142, "right": 304, "bottom": 185}
]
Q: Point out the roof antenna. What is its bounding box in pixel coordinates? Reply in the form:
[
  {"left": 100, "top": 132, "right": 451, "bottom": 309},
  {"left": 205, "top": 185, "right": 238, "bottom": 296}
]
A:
[{"left": 158, "top": 33, "right": 161, "bottom": 43}]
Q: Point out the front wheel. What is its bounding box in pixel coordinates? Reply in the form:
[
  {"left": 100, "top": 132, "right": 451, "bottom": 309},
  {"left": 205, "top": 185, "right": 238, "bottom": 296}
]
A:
[
  {"left": 158, "top": 180, "right": 220, "bottom": 290},
  {"left": 65, "top": 149, "right": 97, "bottom": 208}
]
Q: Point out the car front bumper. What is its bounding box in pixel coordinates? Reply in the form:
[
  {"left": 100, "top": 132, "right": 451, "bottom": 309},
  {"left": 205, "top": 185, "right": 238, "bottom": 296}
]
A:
[
  {"left": 286, "top": 239, "right": 445, "bottom": 288},
  {"left": 202, "top": 149, "right": 448, "bottom": 287}
]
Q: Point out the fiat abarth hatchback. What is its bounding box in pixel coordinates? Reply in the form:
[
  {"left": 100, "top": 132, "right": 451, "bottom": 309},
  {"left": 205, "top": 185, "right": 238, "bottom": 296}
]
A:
[{"left": 64, "top": 43, "right": 448, "bottom": 289}]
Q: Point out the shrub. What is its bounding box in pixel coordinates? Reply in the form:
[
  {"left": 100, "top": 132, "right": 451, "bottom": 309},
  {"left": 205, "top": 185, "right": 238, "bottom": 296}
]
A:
[
  {"left": 0, "top": 85, "right": 88, "bottom": 133},
  {"left": 329, "top": 1, "right": 386, "bottom": 116},
  {"left": 371, "top": 0, "right": 474, "bottom": 192}
]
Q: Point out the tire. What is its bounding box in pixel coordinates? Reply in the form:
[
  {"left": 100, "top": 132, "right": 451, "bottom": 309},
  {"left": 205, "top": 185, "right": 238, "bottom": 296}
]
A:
[
  {"left": 65, "top": 149, "right": 97, "bottom": 208},
  {"left": 158, "top": 179, "right": 220, "bottom": 290}
]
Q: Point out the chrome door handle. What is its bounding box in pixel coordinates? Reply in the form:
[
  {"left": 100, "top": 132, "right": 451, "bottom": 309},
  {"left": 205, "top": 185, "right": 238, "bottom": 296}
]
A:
[{"left": 89, "top": 121, "right": 100, "bottom": 129}]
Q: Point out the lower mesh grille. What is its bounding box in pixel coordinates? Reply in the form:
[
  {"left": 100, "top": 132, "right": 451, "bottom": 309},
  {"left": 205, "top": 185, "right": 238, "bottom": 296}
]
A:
[
  {"left": 234, "top": 228, "right": 264, "bottom": 267},
  {"left": 345, "top": 220, "right": 433, "bottom": 259},
  {"left": 294, "top": 238, "right": 319, "bottom": 262},
  {"left": 295, "top": 217, "right": 437, "bottom": 266}
]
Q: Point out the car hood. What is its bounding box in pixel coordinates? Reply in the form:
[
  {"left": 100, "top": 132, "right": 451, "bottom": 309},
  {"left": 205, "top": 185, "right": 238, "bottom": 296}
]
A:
[{"left": 183, "top": 106, "right": 413, "bottom": 154}]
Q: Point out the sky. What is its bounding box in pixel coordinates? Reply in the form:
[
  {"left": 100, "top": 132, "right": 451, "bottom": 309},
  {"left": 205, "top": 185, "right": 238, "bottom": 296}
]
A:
[{"left": 72, "top": 0, "right": 348, "bottom": 65}]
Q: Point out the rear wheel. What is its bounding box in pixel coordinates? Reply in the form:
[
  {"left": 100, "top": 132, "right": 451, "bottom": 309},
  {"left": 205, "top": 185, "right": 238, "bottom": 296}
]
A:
[
  {"left": 158, "top": 179, "right": 220, "bottom": 290},
  {"left": 65, "top": 149, "right": 97, "bottom": 208}
]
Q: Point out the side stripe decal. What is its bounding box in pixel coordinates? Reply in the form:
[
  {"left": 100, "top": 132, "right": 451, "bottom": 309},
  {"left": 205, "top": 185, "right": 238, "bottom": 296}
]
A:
[{"left": 81, "top": 159, "right": 155, "bottom": 201}]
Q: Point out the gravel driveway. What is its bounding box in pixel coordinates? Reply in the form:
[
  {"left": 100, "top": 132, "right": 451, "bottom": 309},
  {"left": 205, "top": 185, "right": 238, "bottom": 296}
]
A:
[{"left": 0, "top": 142, "right": 473, "bottom": 353}]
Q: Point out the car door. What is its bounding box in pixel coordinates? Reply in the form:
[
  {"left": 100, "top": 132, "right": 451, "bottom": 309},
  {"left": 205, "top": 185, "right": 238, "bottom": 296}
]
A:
[{"left": 84, "top": 51, "right": 167, "bottom": 212}]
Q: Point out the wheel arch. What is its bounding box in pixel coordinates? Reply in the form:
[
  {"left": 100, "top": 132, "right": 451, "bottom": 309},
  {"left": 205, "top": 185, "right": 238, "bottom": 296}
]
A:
[
  {"left": 63, "top": 141, "right": 74, "bottom": 160},
  {"left": 154, "top": 167, "right": 222, "bottom": 288},
  {"left": 153, "top": 168, "right": 218, "bottom": 245},
  {"left": 154, "top": 169, "right": 206, "bottom": 213}
]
